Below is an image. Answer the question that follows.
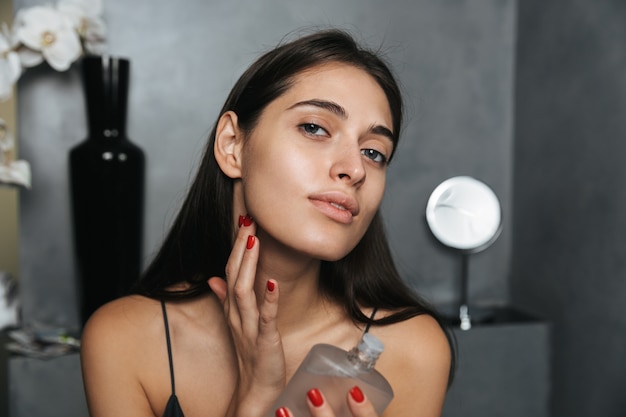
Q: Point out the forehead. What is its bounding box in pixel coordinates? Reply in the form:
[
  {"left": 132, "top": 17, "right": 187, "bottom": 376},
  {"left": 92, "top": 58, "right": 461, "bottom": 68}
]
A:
[
  {"left": 280, "top": 63, "right": 393, "bottom": 125},
  {"left": 289, "top": 62, "right": 382, "bottom": 97}
]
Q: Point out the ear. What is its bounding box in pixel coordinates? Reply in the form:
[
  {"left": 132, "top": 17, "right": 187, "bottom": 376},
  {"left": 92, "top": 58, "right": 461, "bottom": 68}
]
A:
[{"left": 214, "top": 111, "right": 244, "bottom": 179}]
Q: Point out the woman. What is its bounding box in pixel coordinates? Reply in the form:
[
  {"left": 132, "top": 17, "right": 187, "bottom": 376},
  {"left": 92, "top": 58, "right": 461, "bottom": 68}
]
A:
[{"left": 80, "top": 28, "right": 453, "bottom": 417}]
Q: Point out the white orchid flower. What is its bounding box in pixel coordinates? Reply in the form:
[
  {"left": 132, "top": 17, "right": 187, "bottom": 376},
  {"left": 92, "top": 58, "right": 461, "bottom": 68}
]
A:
[
  {"left": 15, "top": 5, "right": 82, "bottom": 72},
  {"left": 57, "top": 0, "right": 107, "bottom": 54},
  {"left": 16, "top": 45, "right": 44, "bottom": 69},
  {"left": 0, "top": 118, "right": 31, "bottom": 188},
  {"left": 0, "top": 25, "right": 21, "bottom": 102},
  {"left": 0, "top": 118, "right": 14, "bottom": 155},
  {"left": 0, "top": 159, "right": 32, "bottom": 188}
]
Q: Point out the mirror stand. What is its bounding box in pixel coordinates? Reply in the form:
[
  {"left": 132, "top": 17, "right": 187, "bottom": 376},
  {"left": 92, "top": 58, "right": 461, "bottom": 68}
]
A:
[
  {"left": 459, "top": 253, "right": 471, "bottom": 330},
  {"left": 425, "top": 176, "right": 502, "bottom": 330}
]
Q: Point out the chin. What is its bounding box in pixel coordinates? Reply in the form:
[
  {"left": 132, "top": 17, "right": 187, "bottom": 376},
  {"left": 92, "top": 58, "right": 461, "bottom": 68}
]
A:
[
  {"left": 318, "top": 252, "right": 349, "bottom": 262},
  {"left": 299, "top": 231, "right": 365, "bottom": 262},
  {"left": 307, "top": 242, "right": 356, "bottom": 262}
]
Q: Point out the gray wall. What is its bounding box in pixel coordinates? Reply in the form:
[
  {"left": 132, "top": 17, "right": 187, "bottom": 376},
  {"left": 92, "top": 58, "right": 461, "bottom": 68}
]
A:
[
  {"left": 15, "top": 0, "right": 516, "bottom": 327},
  {"left": 512, "top": 0, "right": 626, "bottom": 416},
  {"left": 14, "top": 1, "right": 626, "bottom": 415}
]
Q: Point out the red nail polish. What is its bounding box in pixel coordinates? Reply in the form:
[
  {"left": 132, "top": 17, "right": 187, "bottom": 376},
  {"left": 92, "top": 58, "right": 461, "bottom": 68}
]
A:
[
  {"left": 246, "top": 235, "right": 255, "bottom": 249},
  {"left": 350, "top": 385, "right": 364, "bottom": 403},
  {"left": 275, "top": 407, "right": 289, "bottom": 417},
  {"left": 267, "top": 280, "right": 276, "bottom": 292},
  {"left": 307, "top": 388, "right": 324, "bottom": 407},
  {"left": 238, "top": 215, "right": 244, "bottom": 227},
  {"left": 243, "top": 215, "right": 253, "bottom": 227}
]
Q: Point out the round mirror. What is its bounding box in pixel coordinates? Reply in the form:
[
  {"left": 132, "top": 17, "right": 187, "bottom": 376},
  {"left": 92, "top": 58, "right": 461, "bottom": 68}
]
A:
[{"left": 426, "top": 176, "right": 501, "bottom": 253}]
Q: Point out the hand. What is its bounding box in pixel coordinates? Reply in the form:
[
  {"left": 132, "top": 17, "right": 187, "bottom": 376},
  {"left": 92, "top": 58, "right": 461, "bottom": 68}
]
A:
[
  {"left": 275, "top": 386, "right": 379, "bottom": 417},
  {"left": 208, "top": 216, "right": 286, "bottom": 417}
]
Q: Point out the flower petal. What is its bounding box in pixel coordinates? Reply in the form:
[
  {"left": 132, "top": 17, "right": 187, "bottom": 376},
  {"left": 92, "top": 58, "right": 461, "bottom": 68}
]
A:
[
  {"left": 82, "top": 16, "right": 107, "bottom": 40},
  {"left": 0, "top": 53, "right": 21, "bottom": 101},
  {"left": 41, "top": 30, "right": 82, "bottom": 71},
  {"left": 0, "top": 31, "right": 21, "bottom": 97},
  {"left": 16, "top": 6, "right": 72, "bottom": 51},
  {"left": 17, "top": 46, "right": 44, "bottom": 68},
  {"left": 1, "top": 23, "right": 18, "bottom": 49},
  {"left": 7, "top": 53, "right": 21, "bottom": 83},
  {"left": 81, "top": 17, "right": 107, "bottom": 54},
  {"left": 0, "top": 32, "right": 10, "bottom": 52},
  {"left": 0, "top": 160, "right": 32, "bottom": 188},
  {"left": 0, "top": 118, "right": 15, "bottom": 151}
]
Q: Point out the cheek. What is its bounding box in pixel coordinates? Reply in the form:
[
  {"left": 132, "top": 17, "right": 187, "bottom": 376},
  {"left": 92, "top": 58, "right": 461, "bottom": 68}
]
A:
[
  {"left": 240, "top": 146, "right": 311, "bottom": 216},
  {"left": 364, "top": 174, "right": 387, "bottom": 210},
  {"left": 243, "top": 143, "right": 318, "bottom": 188}
]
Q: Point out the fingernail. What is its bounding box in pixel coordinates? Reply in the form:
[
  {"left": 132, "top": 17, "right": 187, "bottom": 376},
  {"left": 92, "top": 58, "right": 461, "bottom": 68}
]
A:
[
  {"left": 307, "top": 388, "right": 324, "bottom": 407},
  {"left": 267, "top": 280, "right": 276, "bottom": 292},
  {"left": 238, "top": 215, "right": 253, "bottom": 228},
  {"left": 350, "top": 385, "right": 364, "bottom": 403},
  {"left": 246, "top": 235, "right": 255, "bottom": 249},
  {"left": 275, "top": 407, "right": 289, "bottom": 417}
]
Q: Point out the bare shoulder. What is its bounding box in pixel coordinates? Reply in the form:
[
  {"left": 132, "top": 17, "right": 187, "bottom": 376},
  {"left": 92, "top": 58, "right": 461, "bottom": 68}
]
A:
[
  {"left": 81, "top": 293, "right": 234, "bottom": 416},
  {"left": 81, "top": 292, "right": 228, "bottom": 377},
  {"left": 372, "top": 313, "right": 452, "bottom": 417},
  {"left": 80, "top": 295, "right": 167, "bottom": 415},
  {"left": 81, "top": 295, "right": 164, "bottom": 358},
  {"left": 377, "top": 313, "right": 451, "bottom": 366},
  {"left": 80, "top": 294, "right": 168, "bottom": 379}
]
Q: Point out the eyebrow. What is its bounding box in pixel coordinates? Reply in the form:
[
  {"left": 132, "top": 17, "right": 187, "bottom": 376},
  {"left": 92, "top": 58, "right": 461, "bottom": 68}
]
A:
[
  {"left": 289, "top": 99, "right": 347, "bottom": 118},
  {"left": 288, "top": 99, "right": 395, "bottom": 142}
]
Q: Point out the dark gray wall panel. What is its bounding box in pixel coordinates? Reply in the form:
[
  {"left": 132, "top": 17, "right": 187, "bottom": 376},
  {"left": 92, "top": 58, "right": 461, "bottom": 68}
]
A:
[{"left": 512, "top": 0, "right": 626, "bottom": 416}]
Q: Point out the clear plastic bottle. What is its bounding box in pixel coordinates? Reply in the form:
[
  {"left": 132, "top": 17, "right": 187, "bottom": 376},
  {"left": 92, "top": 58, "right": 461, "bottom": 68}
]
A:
[{"left": 266, "top": 333, "right": 394, "bottom": 417}]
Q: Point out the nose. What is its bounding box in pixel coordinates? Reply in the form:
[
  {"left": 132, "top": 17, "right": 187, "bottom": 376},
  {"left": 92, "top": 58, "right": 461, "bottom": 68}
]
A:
[{"left": 330, "top": 144, "right": 366, "bottom": 186}]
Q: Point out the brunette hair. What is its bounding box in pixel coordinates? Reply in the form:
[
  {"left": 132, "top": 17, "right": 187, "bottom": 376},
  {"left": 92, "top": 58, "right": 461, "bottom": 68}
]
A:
[{"left": 133, "top": 28, "right": 454, "bottom": 381}]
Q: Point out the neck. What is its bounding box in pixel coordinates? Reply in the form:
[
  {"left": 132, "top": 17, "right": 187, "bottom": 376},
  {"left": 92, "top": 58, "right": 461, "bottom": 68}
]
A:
[{"left": 252, "top": 230, "right": 342, "bottom": 336}]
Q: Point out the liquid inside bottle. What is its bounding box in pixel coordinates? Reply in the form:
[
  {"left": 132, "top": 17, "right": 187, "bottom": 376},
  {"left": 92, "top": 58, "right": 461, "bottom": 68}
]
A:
[{"left": 267, "top": 333, "right": 394, "bottom": 417}]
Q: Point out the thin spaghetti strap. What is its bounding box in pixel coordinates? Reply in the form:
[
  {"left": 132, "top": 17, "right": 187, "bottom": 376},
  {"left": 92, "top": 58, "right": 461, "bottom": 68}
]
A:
[
  {"left": 363, "top": 307, "right": 378, "bottom": 334},
  {"left": 161, "top": 300, "right": 177, "bottom": 395}
]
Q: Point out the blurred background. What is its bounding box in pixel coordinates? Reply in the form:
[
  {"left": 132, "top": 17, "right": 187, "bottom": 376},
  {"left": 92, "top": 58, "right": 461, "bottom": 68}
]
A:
[{"left": 1, "top": 0, "right": 625, "bottom": 416}]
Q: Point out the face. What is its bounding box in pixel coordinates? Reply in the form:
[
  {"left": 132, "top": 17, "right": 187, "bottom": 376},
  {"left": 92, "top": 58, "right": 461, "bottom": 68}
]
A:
[{"left": 238, "top": 63, "right": 394, "bottom": 261}]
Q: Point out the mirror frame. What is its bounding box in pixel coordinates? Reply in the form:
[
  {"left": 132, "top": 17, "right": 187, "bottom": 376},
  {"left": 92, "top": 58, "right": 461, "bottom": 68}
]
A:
[{"left": 425, "top": 175, "right": 502, "bottom": 254}]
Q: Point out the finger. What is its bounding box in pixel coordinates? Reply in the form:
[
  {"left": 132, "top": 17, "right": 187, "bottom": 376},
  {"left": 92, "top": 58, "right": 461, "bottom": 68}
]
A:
[
  {"left": 306, "top": 388, "right": 336, "bottom": 417},
  {"left": 346, "top": 386, "right": 378, "bottom": 417},
  {"left": 223, "top": 217, "right": 257, "bottom": 325},
  {"left": 258, "top": 279, "right": 280, "bottom": 345},
  {"left": 233, "top": 233, "right": 262, "bottom": 334},
  {"left": 274, "top": 406, "right": 292, "bottom": 417},
  {"left": 207, "top": 277, "right": 227, "bottom": 303},
  {"left": 225, "top": 218, "right": 257, "bottom": 292}
]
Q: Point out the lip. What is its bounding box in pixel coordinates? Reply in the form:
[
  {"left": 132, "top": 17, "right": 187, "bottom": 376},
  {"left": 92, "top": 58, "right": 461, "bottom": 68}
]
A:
[{"left": 308, "top": 192, "right": 360, "bottom": 224}]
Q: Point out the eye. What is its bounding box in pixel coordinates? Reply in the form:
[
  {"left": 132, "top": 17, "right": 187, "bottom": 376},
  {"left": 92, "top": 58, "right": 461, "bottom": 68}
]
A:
[
  {"left": 299, "top": 123, "right": 329, "bottom": 137},
  {"left": 361, "top": 148, "right": 387, "bottom": 164}
]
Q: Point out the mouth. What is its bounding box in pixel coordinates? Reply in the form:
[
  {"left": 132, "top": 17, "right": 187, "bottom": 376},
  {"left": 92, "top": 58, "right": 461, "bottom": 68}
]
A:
[
  {"left": 308, "top": 192, "right": 360, "bottom": 224},
  {"left": 330, "top": 202, "right": 348, "bottom": 211}
]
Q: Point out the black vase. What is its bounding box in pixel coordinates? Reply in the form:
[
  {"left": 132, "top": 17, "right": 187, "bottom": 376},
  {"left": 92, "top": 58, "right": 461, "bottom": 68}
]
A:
[{"left": 69, "top": 56, "right": 145, "bottom": 326}]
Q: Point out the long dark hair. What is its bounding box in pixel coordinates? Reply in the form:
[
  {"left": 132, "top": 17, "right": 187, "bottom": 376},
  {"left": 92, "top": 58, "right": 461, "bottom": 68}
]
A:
[{"left": 133, "top": 28, "right": 454, "bottom": 382}]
